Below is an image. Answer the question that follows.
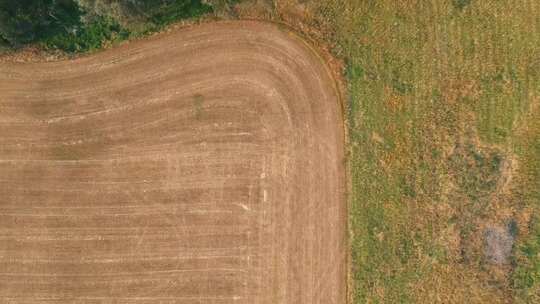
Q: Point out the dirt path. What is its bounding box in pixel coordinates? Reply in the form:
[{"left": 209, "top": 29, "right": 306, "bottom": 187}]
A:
[{"left": 0, "top": 21, "right": 346, "bottom": 304}]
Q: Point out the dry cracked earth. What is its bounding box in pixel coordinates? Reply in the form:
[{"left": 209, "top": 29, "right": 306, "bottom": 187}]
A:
[{"left": 0, "top": 21, "right": 346, "bottom": 303}]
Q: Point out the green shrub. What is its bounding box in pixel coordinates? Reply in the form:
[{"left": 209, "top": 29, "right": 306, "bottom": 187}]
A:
[
  {"left": 149, "top": 0, "right": 213, "bottom": 28},
  {"left": 43, "top": 15, "right": 129, "bottom": 52}
]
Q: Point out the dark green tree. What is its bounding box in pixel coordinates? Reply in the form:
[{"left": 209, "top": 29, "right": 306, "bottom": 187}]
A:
[
  {"left": 0, "top": 0, "right": 83, "bottom": 47},
  {"left": 0, "top": 0, "right": 212, "bottom": 51}
]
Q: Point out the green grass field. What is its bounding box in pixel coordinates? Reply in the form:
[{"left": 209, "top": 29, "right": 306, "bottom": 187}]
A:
[{"left": 312, "top": 1, "right": 540, "bottom": 302}]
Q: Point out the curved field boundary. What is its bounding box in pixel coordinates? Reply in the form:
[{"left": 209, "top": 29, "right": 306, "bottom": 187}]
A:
[{"left": 0, "top": 21, "right": 346, "bottom": 304}]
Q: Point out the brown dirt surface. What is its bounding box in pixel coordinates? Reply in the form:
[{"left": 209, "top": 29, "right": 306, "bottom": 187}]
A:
[{"left": 0, "top": 21, "right": 346, "bottom": 303}]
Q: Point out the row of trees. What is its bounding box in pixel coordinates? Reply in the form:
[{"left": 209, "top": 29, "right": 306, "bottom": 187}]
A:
[{"left": 0, "top": 0, "right": 214, "bottom": 52}]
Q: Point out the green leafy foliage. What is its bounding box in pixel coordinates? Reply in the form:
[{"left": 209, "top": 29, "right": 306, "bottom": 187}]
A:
[
  {"left": 0, "top": 0, "right": 212, "bottom": 53},
  {"left": 43, "top": 15, "right": 129, "bottom": 52},
  {"left": 0, "top": 0, "right": 82, "bottom": 47}
]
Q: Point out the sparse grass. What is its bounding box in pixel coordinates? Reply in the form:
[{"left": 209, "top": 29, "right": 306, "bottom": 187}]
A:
[{"left": 193, "top": 94, "right": 205, "bottom": 119}]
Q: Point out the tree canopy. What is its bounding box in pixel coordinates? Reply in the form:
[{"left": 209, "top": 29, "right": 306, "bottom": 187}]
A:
[{"left": 0, "top": 0, "right": 212, "bottom": 52}]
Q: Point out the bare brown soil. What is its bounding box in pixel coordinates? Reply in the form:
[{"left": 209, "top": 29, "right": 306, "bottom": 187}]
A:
[{"left": 0, "top": 21, "right": 346, "bottom": 303}]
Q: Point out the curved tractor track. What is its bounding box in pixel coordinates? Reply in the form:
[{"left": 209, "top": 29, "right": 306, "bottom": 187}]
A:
[{"left": 0, "top": 21, "right": 346, "bottom": 303}]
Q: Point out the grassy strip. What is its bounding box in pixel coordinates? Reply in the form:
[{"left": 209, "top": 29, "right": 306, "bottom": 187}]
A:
[{"left": 512, "top": 108, "right": 540, "bottom": 303}]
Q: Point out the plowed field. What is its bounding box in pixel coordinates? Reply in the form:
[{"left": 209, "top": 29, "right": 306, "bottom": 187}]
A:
[{"left": 0, "top": 21, "right": 346, "bottom": 304}]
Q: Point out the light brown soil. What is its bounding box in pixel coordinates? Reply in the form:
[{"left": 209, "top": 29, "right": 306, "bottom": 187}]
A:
[{"left": 0, "top": 21, "right": 346, "bottom": 303}]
